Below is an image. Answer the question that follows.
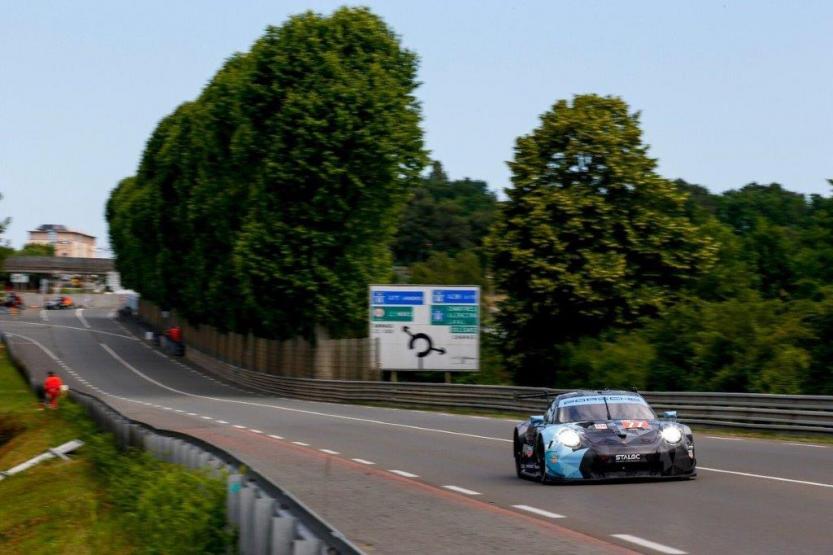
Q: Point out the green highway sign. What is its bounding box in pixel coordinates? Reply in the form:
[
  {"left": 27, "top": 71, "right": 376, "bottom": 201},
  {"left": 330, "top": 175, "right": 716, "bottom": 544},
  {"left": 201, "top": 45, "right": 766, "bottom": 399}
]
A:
[
  {"left": 430, "top": 305, "right": 478, "bottom": 326},
  {"left": 371, "top": 306, "right": 413, "bottom": 322}
]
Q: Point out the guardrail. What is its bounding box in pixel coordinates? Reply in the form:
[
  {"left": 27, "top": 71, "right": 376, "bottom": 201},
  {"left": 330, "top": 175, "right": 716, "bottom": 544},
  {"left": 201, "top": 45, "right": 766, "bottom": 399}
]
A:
[
  {"left": 3, "top": 333, "right": 362, "bottom": 555},
  {"left": 184, "top": 345, "right": 833, "bottom": 435}
]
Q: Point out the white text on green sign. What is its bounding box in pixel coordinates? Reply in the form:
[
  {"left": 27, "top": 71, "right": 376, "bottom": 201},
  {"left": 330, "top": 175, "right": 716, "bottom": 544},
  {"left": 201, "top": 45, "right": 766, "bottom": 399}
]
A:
[{"left": 430, "top": 305, "right": 478, "bottom": 326}]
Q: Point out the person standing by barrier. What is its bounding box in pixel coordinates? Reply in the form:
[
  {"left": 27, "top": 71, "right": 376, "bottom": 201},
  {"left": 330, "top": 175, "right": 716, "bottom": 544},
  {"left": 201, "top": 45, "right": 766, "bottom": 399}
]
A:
[
  {"left": 43, "top": 371, "right": 64, "bottom": 409},
  {"left": 166, "top": 326, "right": 184, "bottom": 356}
]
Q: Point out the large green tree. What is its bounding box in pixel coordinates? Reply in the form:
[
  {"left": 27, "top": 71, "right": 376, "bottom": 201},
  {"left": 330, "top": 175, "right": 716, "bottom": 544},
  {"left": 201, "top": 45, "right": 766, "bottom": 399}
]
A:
[
  {"left": 392, "top": 161, "right": 498, "bottom": 265},
  {"left": 107, "top": 7, "right": 425, "bottom": 339},
  {"left": 14, "top": 243, "right": 55, "bottom": 256},
  {"left": 489, "top": 95, "right": 717, "bottom": 385},
  {"left": 231, "top": 8, "right": 425, "bottom": 338}
]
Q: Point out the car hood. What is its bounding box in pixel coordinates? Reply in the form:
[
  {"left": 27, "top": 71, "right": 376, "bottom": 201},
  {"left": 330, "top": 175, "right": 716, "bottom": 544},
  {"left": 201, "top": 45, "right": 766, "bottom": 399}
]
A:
[{"left": 574, "top": 420, "right": 662, "bottom": 447}]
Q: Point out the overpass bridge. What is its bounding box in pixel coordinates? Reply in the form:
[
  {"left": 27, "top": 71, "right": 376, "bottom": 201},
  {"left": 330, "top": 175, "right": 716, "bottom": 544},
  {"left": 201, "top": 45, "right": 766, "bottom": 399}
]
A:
[{"left": 2, "top": 256, "right": 114, "bottom": 275}]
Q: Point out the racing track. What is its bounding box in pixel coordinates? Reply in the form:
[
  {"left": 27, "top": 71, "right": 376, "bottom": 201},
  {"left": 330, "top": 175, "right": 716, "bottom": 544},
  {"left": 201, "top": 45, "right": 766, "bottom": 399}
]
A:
[{"left": 2, "top": 308, "right": 832, "bottom": 554}]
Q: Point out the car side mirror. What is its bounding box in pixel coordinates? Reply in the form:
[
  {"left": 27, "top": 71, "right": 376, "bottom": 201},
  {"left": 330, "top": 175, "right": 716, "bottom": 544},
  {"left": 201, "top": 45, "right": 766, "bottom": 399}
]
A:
[
  {"left": 529, "top": 416, "right": 544, "bottom": 426},
  {"left": 662, "top": 411, "right": 678, "bottom": 422}
]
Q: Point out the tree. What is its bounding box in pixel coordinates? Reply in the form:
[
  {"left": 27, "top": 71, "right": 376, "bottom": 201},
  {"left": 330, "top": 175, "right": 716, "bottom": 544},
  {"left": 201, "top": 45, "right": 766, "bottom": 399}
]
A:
[
  {"left": 14, "top": 243, "right": 55, "bottom": 256},
  {"left": 0, "top": 194, "right": 10, "bottom": 269},
  {"left": 392, "top": 161, "right": 497, "bottom": 265},
  {"left": 489, "top": 95, "right": 717, "bottom": 385},
  {"left": 107, "top": 7, "right": 426, "bottom": 340},
  {"left": 717, "top": 183, "right": 809, "bottom": 234},
  {"left": 409, "top": 250, "right": 488, "bottom": 289},
  {"left": 231, "top": 8, "right": 426, "bottom": 339}
]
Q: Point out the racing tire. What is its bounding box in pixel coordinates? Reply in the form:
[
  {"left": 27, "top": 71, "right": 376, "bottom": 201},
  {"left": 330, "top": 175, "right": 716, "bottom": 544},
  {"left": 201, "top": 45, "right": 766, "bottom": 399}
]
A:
[
  {"left": 513, "top": 434, "right": 523, "bottom": 478},
  {"left": 536, "top": 438, "right": 551, "bottom": 484}
]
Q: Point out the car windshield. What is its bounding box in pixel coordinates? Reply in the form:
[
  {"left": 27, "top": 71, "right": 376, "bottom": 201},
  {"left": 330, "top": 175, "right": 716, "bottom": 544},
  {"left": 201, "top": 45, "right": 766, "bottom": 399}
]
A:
[{"left": 557, "top": 395, "right": 656, "bottom": 423}]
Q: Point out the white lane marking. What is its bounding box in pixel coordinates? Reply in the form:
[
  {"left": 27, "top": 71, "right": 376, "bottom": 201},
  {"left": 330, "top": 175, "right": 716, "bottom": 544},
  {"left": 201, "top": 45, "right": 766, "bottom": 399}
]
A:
[
  {"left": 389, "top": 470, "right": 419, "bottom": 478},
  {"left": 186, "top": 412, "right": 198, "bottom": 416},
  {"left": 698, "top": 467, "right": 833, "bottom": 489},
  {"left": 174, "top": 409, "right": 185, "bottom": 413},
  {"left": 75, "top": 308, "right": 91, "bottom": 329},
  {"left": 319, "top": 449, "right": 340, "bottom": 455},
  {"left": 40, "top": 310, "right": 48, "bottom": 321},
  {"left": 785, "top": 442, "right": 828, "bottom": 448},
  {"left": 28, "top": 328, "right": 824, "bottom": 495},
  {"left": 95, "top": 341, "right": 512, "bottom": 444},
  {"left": 512, "top": 505, "right": 566, "bottom": 519},
  {"left": 352, "top": 458, "right": 375, "bottom": 465},
  {"left": 442, "top": 485, "right": 480, "bottom": 495},
  {"left": 201, "top": 416, "right": 213, "bottom": 420},
  {"left": 4, "top": 319, "right": 136, "bottom": 340},
  {"left": 705, "top": 436, "right": 744, "bottom": 441},
  {"left": 268, "top": 434, "right": 283, "bottom": 440},
  {"left": 292, "top": 441, "right": 310, "bottom": 446},
  {"left": 250, "top": 429, "right": 264, "bottom": 434},
  {"left": 233, "top": 425, "right": 247, "bottom": 429},
  {"left": 216, "top": 420, "right": 229, "bottom": 424},
  {"left": 611, "top": 534, "right": 687, "bottom": 554}
]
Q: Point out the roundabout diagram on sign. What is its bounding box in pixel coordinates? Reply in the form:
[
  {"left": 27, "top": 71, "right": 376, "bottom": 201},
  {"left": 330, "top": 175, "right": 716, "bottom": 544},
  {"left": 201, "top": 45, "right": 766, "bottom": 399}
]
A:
[{"left": 402, "top": 326, "right": 446, "bottom": 358}]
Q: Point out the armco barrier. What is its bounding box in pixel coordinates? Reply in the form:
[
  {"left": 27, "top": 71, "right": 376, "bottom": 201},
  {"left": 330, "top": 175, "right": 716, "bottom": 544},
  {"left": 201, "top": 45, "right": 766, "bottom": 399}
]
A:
[
  {"left": 182, "top": 344, "right": 833, "bottom": 435},
  {"left": 125, "top": 310, "right": 833, "bottom": 434},
  {"left": 3, "top": 333, "right": 362, "bottom": 555}
]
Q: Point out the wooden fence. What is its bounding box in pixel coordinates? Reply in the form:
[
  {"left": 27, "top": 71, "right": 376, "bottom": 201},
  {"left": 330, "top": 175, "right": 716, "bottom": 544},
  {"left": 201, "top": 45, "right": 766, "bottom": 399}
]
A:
[{"left": 138, "top": 300, "right": 379, "bottom": 381}]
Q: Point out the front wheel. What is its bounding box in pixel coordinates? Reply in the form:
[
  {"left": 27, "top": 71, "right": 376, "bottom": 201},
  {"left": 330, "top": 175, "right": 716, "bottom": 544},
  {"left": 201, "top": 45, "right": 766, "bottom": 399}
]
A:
[
  {"left": 513, "top": 435, "right": 523, "bottom": 478},
  {"left": 536, "top": 438, "right": 550, "bottom": 484}
]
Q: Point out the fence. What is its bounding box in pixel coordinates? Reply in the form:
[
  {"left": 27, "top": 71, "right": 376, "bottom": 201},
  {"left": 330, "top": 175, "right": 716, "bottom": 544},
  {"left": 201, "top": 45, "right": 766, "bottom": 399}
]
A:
[
  {"left": 3, "top": 334, "right": 362, "bottom": 555},
  {"left": 139, "top": 300, "right": 379, "bottom": 381}
]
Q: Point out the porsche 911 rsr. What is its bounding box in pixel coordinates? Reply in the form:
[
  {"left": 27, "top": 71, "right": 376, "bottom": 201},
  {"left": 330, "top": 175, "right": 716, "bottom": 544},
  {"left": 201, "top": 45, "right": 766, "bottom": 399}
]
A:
[{"left": 513, "top": 390, "right": 696, "bottom": 482}]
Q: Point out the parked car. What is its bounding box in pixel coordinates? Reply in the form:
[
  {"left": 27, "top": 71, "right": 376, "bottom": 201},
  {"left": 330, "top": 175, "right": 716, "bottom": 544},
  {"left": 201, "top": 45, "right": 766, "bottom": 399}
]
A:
[{"left": 513, "top": 390, "right": 696, "bottom": 482}]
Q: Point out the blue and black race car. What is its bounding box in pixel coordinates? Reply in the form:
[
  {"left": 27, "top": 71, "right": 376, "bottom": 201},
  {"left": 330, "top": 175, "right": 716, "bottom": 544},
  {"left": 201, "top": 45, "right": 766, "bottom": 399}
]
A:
[{"left": 513, "top": 390, "right": 696, "bottom": 482}]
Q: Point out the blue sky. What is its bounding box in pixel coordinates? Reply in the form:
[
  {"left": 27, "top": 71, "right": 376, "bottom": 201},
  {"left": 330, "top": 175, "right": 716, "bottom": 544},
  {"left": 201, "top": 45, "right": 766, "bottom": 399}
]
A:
[{"left": 2, "top": 1, "right": 831, "bottom": 250}]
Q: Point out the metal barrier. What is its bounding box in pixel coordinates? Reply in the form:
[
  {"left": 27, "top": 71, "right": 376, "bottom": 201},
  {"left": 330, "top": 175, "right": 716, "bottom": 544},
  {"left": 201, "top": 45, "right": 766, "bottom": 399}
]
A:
[
  {"left": 3, "top": 333, "right": 362, "bottom": 555},
  {"left": 183, "top": 345, "right": 833, "bottom": 435}
]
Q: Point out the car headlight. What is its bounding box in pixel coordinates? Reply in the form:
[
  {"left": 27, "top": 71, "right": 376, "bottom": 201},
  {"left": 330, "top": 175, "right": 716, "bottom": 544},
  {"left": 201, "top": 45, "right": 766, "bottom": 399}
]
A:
[
  {"left": 556, "top": 428, "right": 582, "bottom": 449},
  {"left": 661, "top": 426, "right": 683, "bottom": 444}
]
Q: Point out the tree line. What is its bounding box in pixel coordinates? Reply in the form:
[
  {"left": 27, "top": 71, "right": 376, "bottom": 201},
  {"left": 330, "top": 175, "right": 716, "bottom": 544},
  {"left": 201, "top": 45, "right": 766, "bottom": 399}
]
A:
[
  {"left": 107, "top": 7, "right": 425, "bottom": 340},
  {"left": 106, "top": 7, "right": 832, "bottom": 394}
]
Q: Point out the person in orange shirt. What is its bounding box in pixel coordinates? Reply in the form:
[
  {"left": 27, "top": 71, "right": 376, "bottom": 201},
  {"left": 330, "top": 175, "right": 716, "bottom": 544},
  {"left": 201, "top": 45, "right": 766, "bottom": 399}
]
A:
[{"left": 43, "top": 371, "right": 64, "bottom": 409}]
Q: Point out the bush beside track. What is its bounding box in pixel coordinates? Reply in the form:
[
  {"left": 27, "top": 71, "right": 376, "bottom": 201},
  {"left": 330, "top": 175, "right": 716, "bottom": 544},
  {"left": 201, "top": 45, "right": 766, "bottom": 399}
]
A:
[{"left": 0, "top": 345, "right": 232, "bottom": 555}]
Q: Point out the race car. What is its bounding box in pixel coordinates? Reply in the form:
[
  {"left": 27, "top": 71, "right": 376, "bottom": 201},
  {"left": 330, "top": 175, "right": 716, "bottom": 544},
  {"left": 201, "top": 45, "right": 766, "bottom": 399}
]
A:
[{"left": 513, "top": 390, "right": 696, "bottom": 482}]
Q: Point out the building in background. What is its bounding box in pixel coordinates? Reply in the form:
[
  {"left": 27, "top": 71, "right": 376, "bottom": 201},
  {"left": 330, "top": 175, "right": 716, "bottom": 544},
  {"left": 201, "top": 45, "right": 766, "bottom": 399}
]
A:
[{"left": 28, "top": 224, "right": 97, "bottom": 258}]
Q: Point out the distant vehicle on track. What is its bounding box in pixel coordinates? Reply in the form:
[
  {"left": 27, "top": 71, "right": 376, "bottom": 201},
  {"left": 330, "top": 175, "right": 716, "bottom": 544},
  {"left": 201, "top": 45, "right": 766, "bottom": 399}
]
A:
[
  {"left": 513, "top": 390, "right": 696, "bottom": 483},
  {"left": 44, "top": 295, "right": 74, "bottom": 310},
  {"left": 3, "top": 292, "right": 24, "bottom": 309}
]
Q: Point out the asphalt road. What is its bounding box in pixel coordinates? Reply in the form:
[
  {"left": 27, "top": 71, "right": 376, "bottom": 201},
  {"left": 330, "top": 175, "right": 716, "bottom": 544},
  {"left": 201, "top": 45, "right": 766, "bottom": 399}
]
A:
[{"left": 3, "top": 307, "right": 832, "bottom": 554}]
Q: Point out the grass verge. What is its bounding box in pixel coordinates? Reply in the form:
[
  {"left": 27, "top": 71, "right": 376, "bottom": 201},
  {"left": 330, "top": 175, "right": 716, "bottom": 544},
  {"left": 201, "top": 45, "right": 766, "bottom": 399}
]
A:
[{"left": 0, "top": 344, "right": 233, "bottom": 554}]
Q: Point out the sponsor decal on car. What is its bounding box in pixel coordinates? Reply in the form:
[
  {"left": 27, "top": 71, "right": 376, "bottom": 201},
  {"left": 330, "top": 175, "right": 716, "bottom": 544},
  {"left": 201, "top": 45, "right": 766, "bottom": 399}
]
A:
[
  {"left": 620, "top": 420, "right": 650, "bottom": 430},
  {"left": 614, "top": 453, "right": 642, "bottom": 462},
  {"left": 558, "top": 395, "right": 648, "bottom": 408},
  {"left": 593, "top": 423, "right": 609, "bottom": 430}
]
